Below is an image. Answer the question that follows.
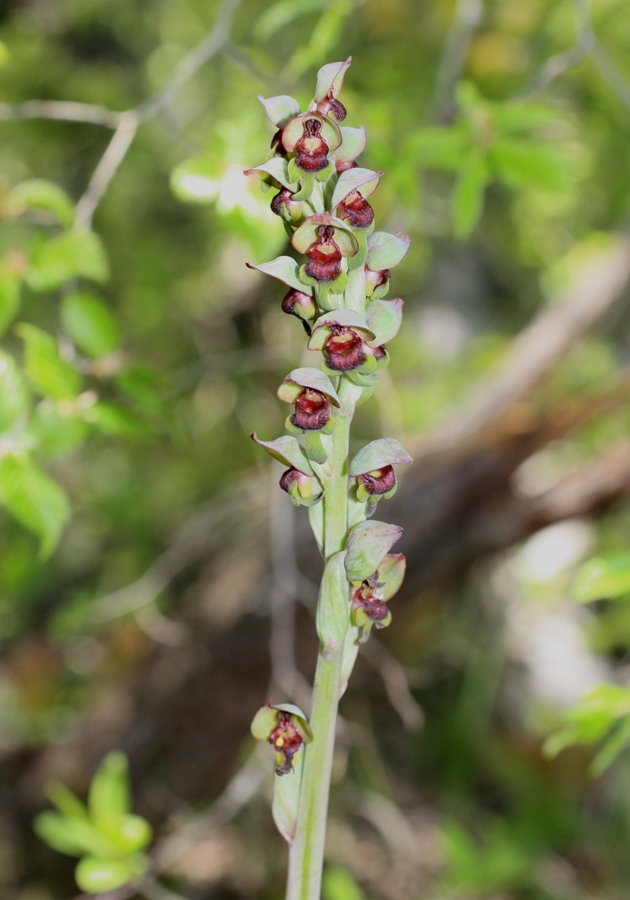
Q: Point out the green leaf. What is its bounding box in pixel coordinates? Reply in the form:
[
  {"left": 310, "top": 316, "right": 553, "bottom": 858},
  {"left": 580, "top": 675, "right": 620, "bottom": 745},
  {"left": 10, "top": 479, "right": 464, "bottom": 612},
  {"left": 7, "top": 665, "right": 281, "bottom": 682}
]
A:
[
  {"left": 170, "top": 156, "right": 220, "bottom": 204},
  {"left": 344, "top": 520, "right": 403, "bottom": 583},
  {"left": 114, "top": 815, "right": 152, "bottom": 854},
  {"left": 11, "top": 179, "right": 75, "bottom": 227},
  {"left": 17, "top": 324, "right": 80, "bottom": 400},
  {"left": 34, "top": 812, "right": 115, "bottom": 858},
  {"left": 491, "top": 138, "right": 572, "bottom": 192},
  {"left": 0, "top": 272, "right": 21, "bottom": 336},
  {"left": 323, "top": 866, "right": 366, "bottom": 900},
  {"left": 61, "top": 291, "right": 120, "bottom": 358},
  {"left": 0, "top": 352, "right": 29, "bottom": 432},
  {"left": 452, "top": 149, "right": 487, "bottom": 239},
  {"left": 407, "top": 126, "right": 468, "bottom": 169},
  {"left": 572, "top": 554, "right": 630, "bottom": 603},
  {"left": 0, "top": 454, "right": 70, "bottom": 557},
  {"left": 491, "top": 103, "right": 556, "bottom": 135},
  {"left": 89, "top": 752, "right": 131, "bottom": 832},
  {"left": 75, "top": 855, "right": 146, "bottom": 894},
  {"left": 591, "top": 717, "right": 630, "bottom": 776},
  {"left": 27, "top": 230, "right": 109, "bottom": 291},
  {"left": 316, "top": 551, "right": 349, "bottom": 658},
  {"left": 28, "top": 405, "right": 87, "bottom": 457},
  {"left": 46, "top": 781, "right": 89, "bottom": 820}
]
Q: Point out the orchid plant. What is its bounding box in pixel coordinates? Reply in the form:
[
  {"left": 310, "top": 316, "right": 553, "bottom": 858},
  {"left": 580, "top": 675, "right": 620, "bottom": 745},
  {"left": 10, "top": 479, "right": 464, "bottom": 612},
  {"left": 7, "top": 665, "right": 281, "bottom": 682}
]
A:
[{"left": 246, "top": 58, "right": 412, "bottom": 900}]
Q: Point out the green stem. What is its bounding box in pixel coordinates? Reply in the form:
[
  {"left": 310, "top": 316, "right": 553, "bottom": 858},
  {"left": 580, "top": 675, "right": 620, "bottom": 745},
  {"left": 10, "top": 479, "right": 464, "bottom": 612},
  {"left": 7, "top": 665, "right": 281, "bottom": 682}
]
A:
[{"left": 286, "top": 408, "right": 351, "bottom": 900}]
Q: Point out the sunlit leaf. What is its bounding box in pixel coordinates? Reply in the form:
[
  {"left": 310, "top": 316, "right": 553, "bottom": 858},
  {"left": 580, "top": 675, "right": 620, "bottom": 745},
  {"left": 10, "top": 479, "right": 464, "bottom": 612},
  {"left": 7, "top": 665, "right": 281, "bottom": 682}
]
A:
[
  {"left": 75, "top": 855, "right": 146, "bottom": 894},
  {"left": 17, "top": 324, "right": 80, "bottom": 400},
  {"left": 452, "top": 149, "right": 487, "bottom": 238},
  {"left": 492, "top": 138, "right": 572, "bottom": 192},
  {"left": 572, "top": 554, "right": 630, "bottom": 603},
  {"left": 0, "top": 453, "right": 70, "bottom": 557},
  {"left": 61, "top": 291, "right": 120, "bottom": 358},
  {"left": 27, "top": 230, "right": 109, "bottom": 291},
  {"left": 33, "top": 813, "right": 114, "bottom": 858},
  {"left": 11, "top": 179, "right": 75, "bottom": 227},
  {"left": 0, "top": 352, "right": 29, "bottom": 432},
  {"left": 0, "top": 272, "right": 21, "bottom": 336},
  {"left": 88, "top": 751, "right": 131, "bottom": 832}
]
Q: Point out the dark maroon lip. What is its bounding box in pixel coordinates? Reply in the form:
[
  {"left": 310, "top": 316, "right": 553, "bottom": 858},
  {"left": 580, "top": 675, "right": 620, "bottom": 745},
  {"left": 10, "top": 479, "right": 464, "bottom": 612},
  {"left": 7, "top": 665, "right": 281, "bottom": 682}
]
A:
[
  {"left": 281, "top": 288, "right": 313, "bottom": 315},
  {"left": 305, "top": 226, "right": 343, "bottom": 282},
  {"left": 324, "top": 327, "right": 366, "bottom": 371},
  {"left": 338, "top": 191, "right": 374, "bottom": 228},
  {"left": 270, "top": 711, "right": 305, "bottom": 776},
  {"left": 352, "top": 585, "right": 390, "bottom": 621},
  {"left": 317, "top": 94, "right": 347, "bottom": 122},
  {"left": 295, "top": 118, "right": 330, "bottom": 172},
  {"left": 358, "top": 465, "right": 396, "bottom": 495},
  {"left": 291, "top": 389, "right": 330, "bottom": 430}
]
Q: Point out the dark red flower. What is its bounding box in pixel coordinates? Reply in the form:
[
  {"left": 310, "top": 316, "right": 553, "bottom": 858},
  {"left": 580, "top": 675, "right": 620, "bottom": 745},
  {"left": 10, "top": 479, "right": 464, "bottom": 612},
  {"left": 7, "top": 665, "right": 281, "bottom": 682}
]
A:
[
  {"left": 269, "top": 709, "right": 305, "bottom": 776},
  {"left": 271, "top": 188, "right": 301, "bottom": 219},
  {"left": 281, "top": 288, "right": 316, "bottom": 320},
  {"left": 351, "top": 581, "right": 390, "bottom": 623},
  {"left": 294, "top": 119, "right": 330, "bottom": 173},
  {"left": 324, "top": 326, "right": 367, "bottom": 371},
  {"left": 291, "top": 389, "right": 330, "bottom": 430},
  {"left": 358, "top": 465, "right": 396, "bottom": 495},
  {"left": 305, "top": 225, "right": 343, "bottom": 282},
  {"left": 337, "top": 190, "right": 374, "bottom": 228},
  {"left": 317, "top": 93, "right": 347, "bottom": 122}
]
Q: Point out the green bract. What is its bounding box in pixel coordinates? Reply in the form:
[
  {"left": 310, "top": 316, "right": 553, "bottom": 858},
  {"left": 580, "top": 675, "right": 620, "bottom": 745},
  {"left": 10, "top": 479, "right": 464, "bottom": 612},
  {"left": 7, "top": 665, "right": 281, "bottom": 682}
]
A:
[
  {"left": 282, "top": 113, "right": 342, "bottom": 154},
  {"left": 292, "top": 212, "right": 358, "bottom": 257},
  {"left": 277, "top": 368, "right": 340, "bottom": 406},
  {"left": 366, "top": 230, "right": 411, "bottom": 271},
  {"left": 365, "top": 298, "right": 404, "bottom": 345},
  {"left": 246, "top": 256, "right": 314, "bottom": 294},
  {"left": 333, "top": 126, "right": 366, "bottom": 166},
  {"left": 316, "top": 551, "right": 350, "bottom": 659},
  {"left": 243, "top": 158, "right": 299, "bottom": 192},
  {"left": 250, "top": 432, "right": 314, "bottom": 475}
]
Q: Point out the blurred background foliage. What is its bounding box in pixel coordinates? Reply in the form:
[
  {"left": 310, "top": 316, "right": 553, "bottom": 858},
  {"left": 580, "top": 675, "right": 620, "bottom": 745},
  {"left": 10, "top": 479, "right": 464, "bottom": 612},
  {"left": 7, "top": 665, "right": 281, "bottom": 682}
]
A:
[{"left": 3, "top": 0, "right": 630, "bottom": 897}]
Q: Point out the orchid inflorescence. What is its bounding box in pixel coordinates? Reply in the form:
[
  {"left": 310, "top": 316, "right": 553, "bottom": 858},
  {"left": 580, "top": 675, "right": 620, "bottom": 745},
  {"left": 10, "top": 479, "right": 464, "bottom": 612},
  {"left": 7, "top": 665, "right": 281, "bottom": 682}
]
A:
[{"left": 245, "top": 59, "right": 412, "bottom": 877}]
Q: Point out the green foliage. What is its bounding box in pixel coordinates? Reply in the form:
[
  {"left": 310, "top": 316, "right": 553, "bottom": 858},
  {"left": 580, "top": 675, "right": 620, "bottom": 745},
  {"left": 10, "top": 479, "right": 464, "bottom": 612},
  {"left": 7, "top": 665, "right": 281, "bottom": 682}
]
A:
[
  {"left": 572, "top": 554, "right": 630, "bottom": 603},
  {"left": 0, "top": 454, "right": 70, "bottom": 558},
  {"left": 439, "top": 820, "right": 534, "bottom": 896},
  {"left": 27, "top": 230, "right": 109, "bottom": 292},
  {"left": 34, "top": 751, "right": 152, "bottom": 894},
  {"left": 11, "top": 179, "right": 75, "bottom": 227},
  {"left": 61, "top": 292, "right": 120, "bottom": 359},
  {"left": 544, "top": 685, "right": 630, "bottom": 776},
  {"left": 17, "top": 324, "right": 81, "bottom": 400},
  {"left": 322, "top": 866, "right": 366, "bottom": 900},
  {"left": 410, "top": 83, "right": 574, "bottom": 238}
]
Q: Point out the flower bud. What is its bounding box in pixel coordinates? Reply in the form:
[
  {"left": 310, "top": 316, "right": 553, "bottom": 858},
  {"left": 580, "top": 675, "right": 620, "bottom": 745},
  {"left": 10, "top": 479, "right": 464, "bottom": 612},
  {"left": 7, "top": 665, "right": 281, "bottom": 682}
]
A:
[
  {"left": 280, "top": 467, "right": 314, "bottom": 500},
  {"left": 323, "top": 326, "right": 367, "bottom": 371},
  {"left": 336, "top": 189, "right": 374, "bottom": 229},
  {"left": 291, "top": 389, "right": 331, "bottom": 431},
  {"left": 294, "top": 119, "right": 330, "bottom": 173},
  {"left": 271, "top": 188, "right": 303, "bottom": 222},
  {"left": 358, "top": 465, "right": 396, "bottom": 496},
  {"left": 305, "top": 225, "right": 343, "bottom": 282},
  {"left": 365, "top": 265, "right": 390, "bottom": 297},
  {"left": 336, "top": 158, "right": 358, "bottom": 174},
  {"left": 281, "top": 288, "right": 317, "bottom": 322},
  {"left": 317, "top": 93, "right": 347, "bottom": 122}
]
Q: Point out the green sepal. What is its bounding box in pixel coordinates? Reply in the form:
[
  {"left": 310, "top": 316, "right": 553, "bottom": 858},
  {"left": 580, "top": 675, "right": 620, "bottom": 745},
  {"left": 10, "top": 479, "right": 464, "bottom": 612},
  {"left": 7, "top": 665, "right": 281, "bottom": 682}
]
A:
[
  {"left": 315, "top": 163, "right": 333, "bottom": 182},
  {"left": 251, "top": 705, "right": 280, "bottom": 742},
  {"left": 378, "top": 553, "right": 406, "bottom": 600},
  {"left": 305, "top": 430, "right": 328, "bottom": 464},
  {"left": 316, "top": 551, "right": 350, "bottom": 659},
  {"left": 350, "top": 438, "right": 413, "bottom": 476},
  {"left": 345, "top": 519, "right": 403, "bottom": 582},
  {"left": 370, "top": 281, "right": 390, "bottom": 301},
  {"left": 288, "top": 477, "right": 323, "bottom": 507},
  {"left": 383, "top": 483, "right": 397, "bottom": 499},
  {"left": 321, "top": 417, "right": 336, "bottom": 435},
  {"left": 356, "top": 483, "right": 370, "bottom": 503},
  {"left": 355, "top": 386, "right": 374, "bottom": 406},
  {"left": 345, "top": 369, "right": 380, "bottom": 387}
]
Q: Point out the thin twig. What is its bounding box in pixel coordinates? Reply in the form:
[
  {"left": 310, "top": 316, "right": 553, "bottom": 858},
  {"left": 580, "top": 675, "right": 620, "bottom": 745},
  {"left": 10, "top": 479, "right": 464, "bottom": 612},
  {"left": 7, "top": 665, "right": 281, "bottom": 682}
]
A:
[
  {"left": 0, "top": 99, "right": 123, "bottom": 128},
  {"left": 433, "top": 0, "right": 484, "bottom": 120}
]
